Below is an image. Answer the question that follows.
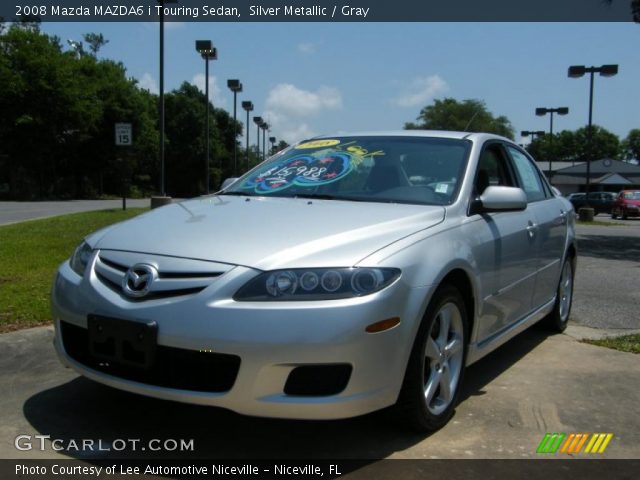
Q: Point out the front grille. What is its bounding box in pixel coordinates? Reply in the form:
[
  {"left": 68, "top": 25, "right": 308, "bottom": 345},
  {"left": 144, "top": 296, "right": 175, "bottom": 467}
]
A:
[
  {"left": 94, "top": 250, "right": 231, "bottom": 300},
  {"left": 284, "top": 364, "right": 352, "bottom": 396},
  {"left": 61, "top": 321, "right": 241, "bottom": 393}
]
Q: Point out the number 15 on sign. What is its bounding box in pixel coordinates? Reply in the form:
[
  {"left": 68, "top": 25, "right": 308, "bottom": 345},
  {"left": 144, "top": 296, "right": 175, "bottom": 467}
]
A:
[{"left": 115, "top": 123, "right": 132, "bottom": 146}]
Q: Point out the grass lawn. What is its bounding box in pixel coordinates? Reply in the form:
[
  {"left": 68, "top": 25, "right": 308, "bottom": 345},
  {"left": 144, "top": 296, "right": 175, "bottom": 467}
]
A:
[
  {"left": 0, "top": 208, "right": 147, "bottom": 333},
  {"left": 576, "top": 220, "right": 626, "bottom": 227},
  {"left": 583, "top": 335, "right": 640, "bottom": 354}
]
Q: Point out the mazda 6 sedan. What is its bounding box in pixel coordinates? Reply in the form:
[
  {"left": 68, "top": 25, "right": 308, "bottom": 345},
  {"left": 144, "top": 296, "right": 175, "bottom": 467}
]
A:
[{"left": 52, "top": 131, "right": 576, "bottom": 431}]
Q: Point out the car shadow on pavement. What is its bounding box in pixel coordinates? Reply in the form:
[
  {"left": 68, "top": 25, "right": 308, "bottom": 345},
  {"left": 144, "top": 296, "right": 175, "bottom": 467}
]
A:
[
  {"left": 22, "top": 328, "right": 551, "bottom": 465},
  {"left": 577, "top": 234, "right": 640, "bottom": 262}
]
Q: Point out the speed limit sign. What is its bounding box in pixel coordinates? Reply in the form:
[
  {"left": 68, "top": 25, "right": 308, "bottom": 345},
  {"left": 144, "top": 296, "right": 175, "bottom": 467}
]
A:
[{"left": 115, "top": 123, "right": 132, "bottom": 146}]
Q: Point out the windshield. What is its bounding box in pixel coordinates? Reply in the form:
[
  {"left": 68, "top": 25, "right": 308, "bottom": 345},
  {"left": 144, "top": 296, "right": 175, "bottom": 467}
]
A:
[
  {"left": 223, "top": 136, "right": 471, "bottom": 205},
  {"left": 623, "top": 191, "right": 640, "bottom": 200}
]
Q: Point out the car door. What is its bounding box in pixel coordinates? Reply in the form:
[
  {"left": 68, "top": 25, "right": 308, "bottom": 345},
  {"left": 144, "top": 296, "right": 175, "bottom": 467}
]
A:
[
  {"left": 464, "top": 142, "right": 538, "bottom": 343},
  {"left": 505, "top": 145, "right": 567, "bottom": 310}
]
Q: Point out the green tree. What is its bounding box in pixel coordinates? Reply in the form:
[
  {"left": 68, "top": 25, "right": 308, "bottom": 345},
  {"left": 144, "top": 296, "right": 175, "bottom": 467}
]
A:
[
  {"left": 83, "top": 33, "right": 109, "bottom": 56},
  {"left": 0, "top": 25, "right": 159, "bottom": 199},
  {"left": 164, "top": 82, "right": 241, "bottom": 197},
  {"left": 275, "top": 140, "right": 290, "bottom": 154},
  {"left": 0, "top": 24, "right": 99, "bottom": 198},
  {"left": 527, "top": 126, "right": 621, "bottom": 163},
  {"left": 404, "top": 98, "right": 514, "bottom": 139},
  {"left": 621, "top": 129, "right": 640, "bottom": 160}
]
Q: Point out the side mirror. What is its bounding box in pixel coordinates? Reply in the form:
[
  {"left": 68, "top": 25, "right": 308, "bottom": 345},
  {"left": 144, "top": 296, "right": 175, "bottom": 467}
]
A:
[
  {"left": 551, "top": 186, "right": 562, "bottom": 197},
  {"left": 220, "top": 177, "right": 238, "bottom": 190},
  {"left": 479, "top": 186, "right": 527, "bottom": 212}
]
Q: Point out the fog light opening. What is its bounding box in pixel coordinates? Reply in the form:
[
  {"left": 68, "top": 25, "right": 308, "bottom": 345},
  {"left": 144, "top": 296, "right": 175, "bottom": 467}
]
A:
[{"left": 365, "top": 317, "right": 401, "bottom": 333}]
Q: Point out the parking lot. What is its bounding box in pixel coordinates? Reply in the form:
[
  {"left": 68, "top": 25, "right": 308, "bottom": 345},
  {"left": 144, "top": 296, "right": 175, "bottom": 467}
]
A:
[{"left": 0, "top": 221, "right": 638, "bottom": 461}]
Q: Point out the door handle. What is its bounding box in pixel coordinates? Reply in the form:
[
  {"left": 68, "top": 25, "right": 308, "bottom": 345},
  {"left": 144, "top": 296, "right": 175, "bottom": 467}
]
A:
[
  {"left": 526, "top": 221, "right": 538, "bottom": 239},
  {"left": 558, "top": 210, "right": 568, "bottom": 224}
]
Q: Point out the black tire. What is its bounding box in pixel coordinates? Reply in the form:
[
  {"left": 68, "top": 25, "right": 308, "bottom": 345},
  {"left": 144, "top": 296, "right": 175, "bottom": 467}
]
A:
[
  {"left": 622, "top": 209, "right": 628, "bottom": 220},
  {"left": 611, "top": 211, "right": 618, "bottom": 219},
  {"left": 394, "top": 285, "right": 468, "bottom": 432},
  {"left": 543, "top": 255, "right": 575, "bottom": 333}
]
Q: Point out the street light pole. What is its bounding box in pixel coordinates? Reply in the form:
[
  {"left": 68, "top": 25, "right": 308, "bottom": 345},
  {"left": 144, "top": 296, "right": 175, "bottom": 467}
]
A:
[
  {"left": 242, "top": 101, "right": 253, "bottom": 173},
  {"left": 535, "top": 107, "right": 568, "bottom": 181},
  {"left": 158, "top": 1, "right": 165, "bottom": 196},
  {"left": 195, "top": 40, "right": 217, "bottom": 194},
  {"left": 227, "top": 79, "right": 243, "bottom": 176},
  {"left": 262, "top": 123, "right": 268, "bottom": 161},
  {"left": 568, "top": 64, "right": 618, "bottom": 202},
  {"left": 253, "top": 116, "right": 263, "bottom": 165},
  {"left": 521, "top": 130, "right": 545, "bottom": 146}
]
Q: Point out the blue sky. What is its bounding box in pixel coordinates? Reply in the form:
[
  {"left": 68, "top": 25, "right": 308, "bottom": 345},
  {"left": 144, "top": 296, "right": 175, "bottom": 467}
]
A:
[{"left": 42, "top": 22, "right": 640, "bottom": 146}]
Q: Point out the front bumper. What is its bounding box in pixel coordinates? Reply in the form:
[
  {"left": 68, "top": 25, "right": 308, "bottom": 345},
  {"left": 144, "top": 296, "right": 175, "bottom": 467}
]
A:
[{"left": 52, "top": 256, "right": 431, "bottom": 420}]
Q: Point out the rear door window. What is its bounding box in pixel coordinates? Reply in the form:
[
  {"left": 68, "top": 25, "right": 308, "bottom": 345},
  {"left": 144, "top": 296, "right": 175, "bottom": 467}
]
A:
[{"left": 506, "top": 146, "right": 546, "bottom": 203}]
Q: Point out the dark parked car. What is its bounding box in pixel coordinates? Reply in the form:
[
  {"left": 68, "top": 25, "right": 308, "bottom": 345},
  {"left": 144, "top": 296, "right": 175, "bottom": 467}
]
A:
[
  {"left": 611, "top": 190, "right": 640, "bottom": 219},
  {"left": 568, "top": 191, "right": 616, "bottom": 215}
]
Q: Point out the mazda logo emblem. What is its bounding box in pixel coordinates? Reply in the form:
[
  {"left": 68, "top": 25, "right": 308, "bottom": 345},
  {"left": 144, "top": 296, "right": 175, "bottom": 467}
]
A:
[{"left": 122, "top": 264, "right": 158, "bottom": 298}]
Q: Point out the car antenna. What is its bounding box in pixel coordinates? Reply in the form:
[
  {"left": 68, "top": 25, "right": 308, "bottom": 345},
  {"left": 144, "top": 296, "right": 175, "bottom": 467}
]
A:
[{"left": 464, "top": 109, "right": 481, "bottom": 132}]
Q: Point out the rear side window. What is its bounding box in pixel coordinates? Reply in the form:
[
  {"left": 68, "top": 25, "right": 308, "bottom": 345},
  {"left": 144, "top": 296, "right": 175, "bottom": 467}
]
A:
[{"left": 507, "top": 146, "right": 546, "bottom": 203}]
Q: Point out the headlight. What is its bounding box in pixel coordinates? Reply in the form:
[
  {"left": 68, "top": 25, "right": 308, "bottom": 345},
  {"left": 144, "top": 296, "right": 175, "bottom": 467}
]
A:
[
  {"left": 234, "top": 267, "right": 401, "bottom": 301},
  {"left": 69, "top": 241, "right": 93, "bottom": 277}
]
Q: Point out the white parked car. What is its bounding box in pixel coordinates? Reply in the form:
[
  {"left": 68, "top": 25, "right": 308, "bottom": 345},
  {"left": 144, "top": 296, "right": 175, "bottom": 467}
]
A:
[{"left": 52, "top": 131, "right": 576, "bottom": 431}]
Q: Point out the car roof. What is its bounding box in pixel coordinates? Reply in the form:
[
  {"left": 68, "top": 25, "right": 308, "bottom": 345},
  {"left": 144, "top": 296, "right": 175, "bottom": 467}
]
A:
[{"left": 310, "top": 130, "right": 513, "bottom": 143}]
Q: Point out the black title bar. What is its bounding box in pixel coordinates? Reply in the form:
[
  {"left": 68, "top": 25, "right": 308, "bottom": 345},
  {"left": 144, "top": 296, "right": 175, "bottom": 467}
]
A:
[{"left": 2, "top": 0, "right": 637, "bottom": 22}]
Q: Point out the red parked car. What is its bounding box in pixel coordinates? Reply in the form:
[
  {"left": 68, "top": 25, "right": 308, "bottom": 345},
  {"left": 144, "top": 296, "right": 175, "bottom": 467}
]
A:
[{"left": 611, "top": 190, "right": 640, "bottom": 219}]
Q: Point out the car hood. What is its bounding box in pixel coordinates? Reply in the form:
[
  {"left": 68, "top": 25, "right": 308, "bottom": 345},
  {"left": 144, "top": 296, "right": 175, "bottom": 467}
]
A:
[{"left": 92, "top": 196, "right": 445, "bottom": 270}]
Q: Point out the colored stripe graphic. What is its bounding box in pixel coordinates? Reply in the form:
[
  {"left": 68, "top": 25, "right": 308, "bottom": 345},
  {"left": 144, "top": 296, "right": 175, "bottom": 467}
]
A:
[
  {"left": 537, "top": 433, "right": 566, "bottom": 453},
  {"left": 540, "top": 433, "right": 614, "bottom": 454},
  {"left": 560, "top": 433, "right": 589, "bottom": 454},
  {"left": 585, "top": 433, "right": 614, "bottom": 454}
]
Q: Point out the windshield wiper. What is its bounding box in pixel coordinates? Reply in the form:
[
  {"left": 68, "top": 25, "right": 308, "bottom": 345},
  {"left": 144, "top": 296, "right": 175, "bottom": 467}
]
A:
[
  {"left": 293, "top": 193, "right": 339, "bottom": 200},
  {"left": 217, "top": 191, "right": 254, "bottom": 197},
  {"left": 291, "top": 193, "right": 372, "bottom": 203}
]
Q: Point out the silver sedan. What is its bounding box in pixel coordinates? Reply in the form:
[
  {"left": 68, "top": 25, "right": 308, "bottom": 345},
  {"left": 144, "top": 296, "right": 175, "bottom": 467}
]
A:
[{"left": 52, "top": 131, "right": 576, "bottom": 431}]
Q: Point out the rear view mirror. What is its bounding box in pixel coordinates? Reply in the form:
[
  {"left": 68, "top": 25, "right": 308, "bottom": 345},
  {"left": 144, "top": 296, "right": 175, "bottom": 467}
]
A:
[
  {"left": 479, "top": 186, "right": 527, "bottom": 212},
  {"left": 220, "top": 177, "right": 238, "bottom": 190}
]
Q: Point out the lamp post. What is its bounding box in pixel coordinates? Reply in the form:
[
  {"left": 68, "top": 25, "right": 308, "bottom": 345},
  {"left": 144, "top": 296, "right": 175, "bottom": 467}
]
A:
[
  {"left": 242, "top": 101, "right": 253, "bottom": 172},
  {"left": 227, "top": 79, "right": 243, "bottom": 176},
  {"left": 534, "top": 107, "right": 568, "bottom": 181},
  {"left": 568, "top": 64, "right": 618, "bottom": 201},
  {"left": 195, "top": 40, "right": 217, "bottom": 194},
  {"left": 157, "top": 0, "right": 177, "bottom": 197},
  {"left": 521, "top": 130, "right": 546, "bottom": 143},
  {"left": 253, "top": 116, "right": 263, "bottom": 166},
  {"left": 261, "top": 122, "right": 269, "bottom": 161},
  {"left": 269, "top": 136, "right": 276, "bottom": 155}
]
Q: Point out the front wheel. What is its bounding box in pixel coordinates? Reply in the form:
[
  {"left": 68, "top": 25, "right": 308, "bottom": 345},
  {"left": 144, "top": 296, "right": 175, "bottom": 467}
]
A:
[
  {"left": 395, "top": 285, "right": 468, "bottom": 432},
  {"left": 543, "top": 256, "right": 574, "bottom": 332}
]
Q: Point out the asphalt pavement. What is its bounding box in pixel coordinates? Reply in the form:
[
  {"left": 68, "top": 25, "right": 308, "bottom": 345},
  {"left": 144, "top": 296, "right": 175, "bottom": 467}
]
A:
[
  {"left": 0, "top": 199, "right": 151, "bottom": 226},
  {"left": 572, "top": 221, "right": 640, "bottom": 329}
]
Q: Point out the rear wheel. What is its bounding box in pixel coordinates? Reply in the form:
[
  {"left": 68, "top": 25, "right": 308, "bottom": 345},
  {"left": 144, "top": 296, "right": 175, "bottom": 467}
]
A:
[
  {"left": 543, "top": 256, "right": 574, "bottom": 332},
  {"left": 395, "top": 285, "right": 467, "bottom": 432},
  {"left": 611, "top": 210, "right": 618, "bottom": 219}
]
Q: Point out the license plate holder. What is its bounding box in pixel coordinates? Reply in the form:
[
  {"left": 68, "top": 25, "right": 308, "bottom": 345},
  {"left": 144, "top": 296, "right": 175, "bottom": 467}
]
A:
[{"left": 87, "top": 315, "right": 157, "bottom": 370}]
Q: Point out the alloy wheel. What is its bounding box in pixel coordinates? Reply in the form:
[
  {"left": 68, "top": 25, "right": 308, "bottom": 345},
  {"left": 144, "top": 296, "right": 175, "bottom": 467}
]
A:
[{"left": 423, "top": 302, "right": 464, "bottom": 415}]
